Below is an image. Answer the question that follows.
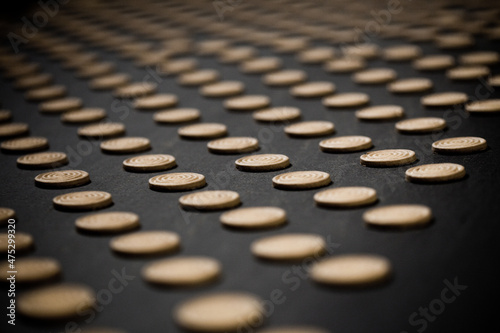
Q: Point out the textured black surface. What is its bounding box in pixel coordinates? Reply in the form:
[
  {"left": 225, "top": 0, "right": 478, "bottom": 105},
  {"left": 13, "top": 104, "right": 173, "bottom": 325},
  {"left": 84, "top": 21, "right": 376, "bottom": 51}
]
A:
[{"left": 2, "top": 8, "right": 500, "bottom": 333}]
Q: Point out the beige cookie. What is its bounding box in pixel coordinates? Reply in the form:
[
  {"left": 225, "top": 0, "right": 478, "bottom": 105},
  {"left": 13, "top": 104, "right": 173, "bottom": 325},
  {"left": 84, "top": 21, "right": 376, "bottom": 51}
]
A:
[
  {"left": 253, "top": 107, "right": 301, "bottom": 123},
  {"left": 342, "top": 43, "right": 380, "bottom": 59},
  {"left": 459, "top": 51, "right": 500, "bottom": 65},
  {"left": 488, "top": 75, "right": 500, "bottom": 87},
  {"left": 446, "top": 66, "right": 490, "bottom": 80},
  {"left": 18, "top": 283, "right": 95, "bottom": 320},
  {"left": 35, "top": 170, "right": 90, "bottom": 188},
  {"left": 39, "top": 97, "right": 83, "bottom": 113},
  {"left": 360, "top": 149, "right": 416, "bottom": 167},
  {"left": 173, "top": 292, "right": 264, "bottom": 332},
  {"left": 4, "top": 62, "right": 40, "bottom": 79},
  {"left": 149, "top": 173, "right": 206, "bottom": 191},
  {"left": 310, "top": 254, "right": 391, "bottom": 286},
  {"left": 432, "top": 136, "right": 487, "bottom": 154},
  {"left": 319, "top": 136, "right": 373, "bottom": 153},
  {"left": 75, "top": 211, "right": 140, "bottom": 233},
  {"left": 76, "top": 61, "right": 115, "bottom": 78},
  {"left": 154, "top": 108, "right": 200, "bottom": 124},
  {"left": 272, "top": 171, "right": 331, "bottom": 190},
  {"left": 224, "top": 95, "right": 270, "bottom": 111},
  {"left": 405, "top": 163, "right": 466, "bottom": 183},
  {"left": 0, "top": 123, "right": 29, "bottom": 138},
  {"left": 363, "top": 204, "right": 432, "bottom": 228},
  {"left": 383, "top": 44, "right": 422, "bottom": 61},
  {"left": 297, "top": 47, "right": 336, "bottom": 64},
  {"left": 0, "top": 109, "right": 12, "bottom": 123},
  {"left": 355, "top": 105, "right": 404, "bottom": 121},
  {"left": 53, "top": 191, "right": 112, "bottom": 211},
  {"left": 284, "top": 121, "right": 335, "bottom": 137},
  {"left": 272, "top": 36, "right": 309, "bottom": 53},
  {"left": 14, "top": 73, "right": 53, "bottom": 90},
  {"left": 395, "top": 117, "right": 446, "bottom": 133},
  {"left": 412, "top": 54, "right": 455, "bottom": 71},
  {"left": 110, "top": 231, "right": 180, "bottom": 255},
  {"left": 0, "top": 207, "right": 15, "bottom": 225},
  {"left": 322, "top": 92, "right": 370, "bottom": 108},
  {"left": 25, "top": 85, "right": 67, "bottom": 101},
  {"left": 421, "top": 92, "right": 468, "bottom": 107},
  {"left": 123, "top": 154, "right": 176, "bottom": 172},
  {"left": 179, "top": 190, "right": 240, "bottom": 211},
  {"left": 220, "top": 206, "right": 287, "bottom": 229},
  {"left": 100, "top": 137, "right": 151, "bottom": 154},
  {"left": 1, "top": 136, "right": 48, "bottom": 152},
  {"left": 114, "top": 82, "right": 157, "bottom": 98},
  {"left": 0, "top": 257, "right": 61, "bottom": 283},
  {"left": 61, "top": 108, "right": 106, "bottom": 124},
  {"left": 352, "top": 68, "right": 397, "bottom": 84},
  {"left": 89, "top": 73, "right": 131, "bottom": 90},
  {"left": 251, "top": 233, "right": 326, "bottom": 261},
  {"left": 207, "top": 137, "right": 259, "bottom": 154},
  {"left": 196, "top": 39, "right": 231, "bottom": 55},
  {"left": 235, "top": 154, "right": 290, "bottom": 172},
  {"left": 219, "top": 46, "right": 257, "bottom": 64},
  {"left": 324, "top": 57, "right": 366, "bottom": 73},
  {"left": 240, "top": 57, "right": 282, "bottom": 74},
  {"left": 200, "top": 81, "right": 245, "bottom": 98},
  {"left": 142, "top": 256, "right": 221, "bottom": 286},
  {"left": 387, "top": 78, "right": 433, "bottom": 93},
  {"left": 178, "top": 123, "right": 227, "bottom": 139},
  {"left": 178, "top": 69, "right": 219, "bottom": 86},
  {"left": 134, "top": 94, "right": 179, "bottom": 110},
  {"left": 314, "top": 186, "right": 377, "bottom": 208},
  {"left": 78, "top": 122, "right": 125, "bottom": 138},
  {"left": 159, "top": 58, "right": 198, "bottom": 75},
  {"left": 263, "top": 69, "right": 307, "bottom": 86},
  {"left": 0, "top": 232, "right": 33, "bottom": 253},
  {"left": 17, "top": 152, "right": 68, "bottom": 169},
  {"left": 435, "top": 33, "right": 474, "bottom": 49},
  {"left": 465, "top": 99, "right": 500, "bottom": 113},
  {"left": 290, "top": 82, "right": 336, "bottom": 98}
]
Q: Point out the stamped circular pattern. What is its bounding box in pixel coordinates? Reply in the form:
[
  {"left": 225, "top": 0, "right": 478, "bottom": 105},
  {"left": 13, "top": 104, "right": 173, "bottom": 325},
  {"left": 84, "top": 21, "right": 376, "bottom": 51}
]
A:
[
  {"left": 53, "top": 191, "right": 112, "bottom": 211},
  {"left": 360, "top": 149, "right": 416, "bottom": 167},
  {"left": 123, "top": 154, "right": 176, "bottom": 172},
  {"left": 319, "top": 136, "right": 373, "bottom": 153},
  {"left": 113, "top": 82, "right": 157, "bottom": 98},
  {"left": 178, "top": 123, "right": 227, "bottom": 139},
  {"left": 310, "top": 254, "right": 391, "bottom": 286},
  {"left": 253, "top": 107, "right": 301, "bottom": 123},
  {"left": 154, "top": 108, "right": 200, "bottom": 123},
  {"left": 89, "top": 73, "right": 131, "bottom": 90},
  {"left": 352, "top": 68, "right": 397, "bottom": 84},
  {"left": 78, "top": 122, "right": 125, "bottom": 138},
  {"left": 100, "top": 137, "right": 151, "bottom": 154},
  {"left": 446, "top": 65, "right": 490, "bottom": 80},
  {"left": 1, "top": 136, "right": 48, "bottom": 152},
  {"left": 0, "top": 123, "right": 29, "bottom": 138},
  {"left": 0, "top": 232, "right": 33, "bottom": 253},
  {"left": 465, "top": 99, "right": 500, "bottom": 113},
  {"left": 142, "top": 256, "right": 221, "bottom": 286},
  {"left": 35, "top": 170, "right": 90, "bottom": 188},
  {"left": 395, "top": 117, "right": 447, "bottom": 133},
  {"left": 178, "top": 69, "right": 219, "bottom": 86},
  {"left": 251, "top": 233, "right": 326, "bottom": 261},
  {"left": 387, "top": 78, "right": 433, "bottom": 93},
  {"left": 224, "top": 95, "right": 270, "bottom": 110},
  {"left": 17, "top": 152, "right": 68, "bottom": 169},
  {"left": 263, "top": 69, "right": 307, "bottom": 86},
  {"left": 134, "top": 94, "right": 178, "bottom": 110},
  {"left": 39, "top": 97, "right": 83, "bottom": 113},
  {"left": 0, "top": 207, "right": 15, "bottom": 225},
  {"left": 75, "top": 211, "right": 140, "bottom": 233},
  {"left": 290, "top": 81, "right": 336, "bottom": 98},
  {"left": 421, "top": 92, "right": 468, "bottom": 107},
  {"left": 322, "top": 92, "right": 370, "bottom": 108},
  {"left": 149, "top": 173, "right": 206, "bottom": 191},
  {"left": 200, "top": 81, "right": 245, "bottom": 97},
  {"left": 405, "top": 163, "right": 466, "bottom": 183},
  {"left": 220, "top": 206, "right": 287, "bottom": 229},
  {"left": 240, "top": 56, "right": 281, "bottom": 74},
  {"left": 110, "top": 231, "right": 180, "bottom": 255},
  {"left": 18, "top": 284, "right": 95, "bottom": 320},
  {"left": 412, "top": 54, "right": 455, "bottom": 71},
  {"left": 207, "top": 137, "right": 259, "bottom": 154},
  {"left": 25, "top": 85, "right": 66, "bottom": 101},
  {"left": 0, "top": 257, "right": 61, "bottom": 283},
  {"left": 355, "top": 105, "right": 404, "bottom": 121},
  {"left": 61, "top": 108, "right": 106, "bottom": 123},
  {"left": 174, "top": 292, "right": 264, "bottom": 332},
  {"left": 297, "top": 47, "right": 336, "bottom": 63},
  {"left": 235, "top": 154, "right": 290, "bottom": 171},
  {"left": 363, "top": 204, "right": 432, "bottom": 228},
  {"left": 432, "top": 136, "right": 487, "bottom": 154},
  {"left": 272, "top": 171, "right": 331, "bottom": 190},
  {"left": 179, "top": 190, "right": 240, "bottom": 211},
  {"left": 324, "top": 57, "right": 366, "bottom": 73},
  {"left": 314, "top": 186, "right": 377, "bottom": 208},
  {"left": 284, "top": 121, "right": 335, "bottom": 137}
]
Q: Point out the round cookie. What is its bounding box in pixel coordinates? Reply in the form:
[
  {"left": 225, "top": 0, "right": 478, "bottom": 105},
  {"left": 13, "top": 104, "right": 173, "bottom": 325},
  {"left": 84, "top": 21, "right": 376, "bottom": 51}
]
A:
[
  {"left": 123, "top": 154, "right": 176, "bottom": 172},
  {"left": 220, "top": 206, "right": 287, "bottom": 229},
  {"left": 154, "top": 108, "right": 200, "bottom": 124},
  {"left": 395, "top": 117, "right": 446, "bottom": 133},
  {"left": 224, "top": 95, "right": 270, "bottom": 111},
  {"left": 1, "top": 137, "right": 48, "bottom": 153},
  {"left": 179, "top": 190, "right": 240, "bottom": 211},
  {"left": 253, "top": 107, "right": 301, "bottom": 123},
  {"left": 110, "top": 231, "right": 180, "bottom": 255},
  {"left": 0, "top": 257, "right": 61, "bottom": 283},
  {"left": 322, "top": 93, "right": 370, "bottom": 108},
  {"left": 272, "top": 171, "right": 331, "bottom": 190},
  {"left": 405, "top": 163, "right": 466, "bottom": 183},
  {"left": 53, "top": 191, "right": 112, "bottom": 211},
  {"left": 284, "top": 121, "right": 335, "bottom": 138},
  {"left": 100, "top": 137, "right": 151, "bottom": 154},
  {"left": 432, "top": 137, "right": 487, "bottom": 154},
  {"left": 363, "top": 204, "right": 432, "bottom": 228},
  {"left": 314, "top": 186, "right": 377, "bottom": 208},
  {"left": 178, "top": 123, "right": 227, "bottom": 139},
  {"left": 360, "top": 149, "right": 416, "bottom": 167},
  {"left": 251, "top": 233, "right": 326, "bottom": 261},
  {"left": 207, "top": 137, "right": 259, "bottom": 154},
  {"left": 35, "top": 170, "right": 90, "bottom": 188},
  {"left": 75, "top": 212, "right": 140, "bottom": 234},
  {"left": 17, "top": 152, "right": 68, "bottom": 169},
  {"left": 149, "top": 173, "right": 206, "bottom": 191},
  {"left": 355, "top": 105, "right": 403, "bottom": 121}
]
